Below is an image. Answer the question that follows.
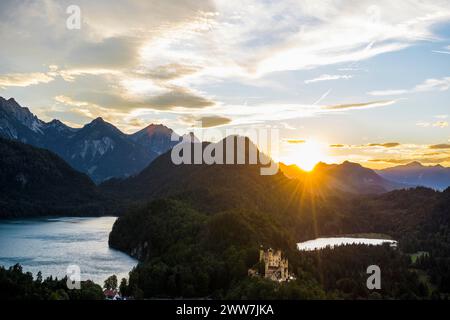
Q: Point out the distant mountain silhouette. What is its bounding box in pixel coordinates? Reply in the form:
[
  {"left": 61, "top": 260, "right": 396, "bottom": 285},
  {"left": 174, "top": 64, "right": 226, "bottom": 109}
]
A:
[
  {"left": 101, "top": 136, "right": 285, "bottom": 213},
  {"left": 0, "top": 137, "right": 103, "bottom": 217},
  {"left": 0, "top": 96, "right": 181, "bottom": 182},
  {"left": 280, "top": 161, "right": 408, "bottom": 194},
  {"left": 129, "top": 124, "right": 179, "bottom": 156},
  {"left": 55, "top": 117, "right": 159, "bottom": 182},
  {"left": 377, "top": 162, "right": 450, "bottom": 190}
]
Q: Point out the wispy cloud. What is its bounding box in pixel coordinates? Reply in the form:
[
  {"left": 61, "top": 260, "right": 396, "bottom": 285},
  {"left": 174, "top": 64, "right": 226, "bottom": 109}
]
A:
[
  {"left": 430, "top": 144, "right": 450, "bottom": 149},
  {"left": 416, "top": 121, "right": 449, "bottom": 128},
  {"left": 330, "top": 144, "right": 345, "bottom": 148},
  {"left": 0, "top": 72, "right": 54, "bottom": 87},
  {"left": 368, "top": 76, "right": 450, "bottom": 96},
  {"left": 304, "top": 74, "right": 352, "bottom": 84},
  {"left": 197, "top": 116, "right": 232, "bottom": 128},
  {"left": 369, "top": 157, "right": 450, "bottom": 164},
  {"left": 432, "top": 45, "right": 450, "bottom": 55},
  {"left": 286, "top": 139, "right": 306, "bottom": 144},
  {"left": 368, "top": 142, "right": 401, "bottom": 148},
  {"left": 323, "top": 100, "right": 397, "bottom": 110}
]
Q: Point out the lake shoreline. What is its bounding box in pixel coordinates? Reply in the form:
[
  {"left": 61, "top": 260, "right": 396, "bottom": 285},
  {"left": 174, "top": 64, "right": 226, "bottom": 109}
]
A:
[
  {"left": 297, "top": 236, "right": 398, "bottom": 251},
  {"left": 0, "top": 216, "right": 137, "bottom": 284}
]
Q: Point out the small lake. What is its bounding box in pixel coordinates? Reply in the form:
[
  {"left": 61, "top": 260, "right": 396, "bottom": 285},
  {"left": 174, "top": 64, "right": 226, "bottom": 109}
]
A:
[
  {"left": 297, "top": 237, "right": 397, "bottom": 251},
  {"left": 0, "top": 217, "right": 137, "bottom": 284}
]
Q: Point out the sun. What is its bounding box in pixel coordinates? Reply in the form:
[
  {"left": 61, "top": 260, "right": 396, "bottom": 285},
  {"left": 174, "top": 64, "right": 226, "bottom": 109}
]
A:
[{"left": 289, "top": 140, "right": 326, "bottom": 172}]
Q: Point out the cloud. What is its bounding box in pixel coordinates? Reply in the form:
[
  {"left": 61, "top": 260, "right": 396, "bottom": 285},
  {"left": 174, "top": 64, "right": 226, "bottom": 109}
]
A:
[
  {"left": 139, "top": 63, "right": 201, "bottom": 81},
  {"left": 286, "top": 139, "right": 306, "bottom": 144},
  {"left": 4, "top": 0, "right": 449, "bottom": 78},
  {"left": 323, "top": 100, "right": 397, "bottom": 110},
  {"left": 368, "top": 142, "right": 401, "bottom": 148},
  {"left": 198, "top": 116, "right": 232, "bottom": 128},
  {"left": 369, "top": 157, "right": 450, "bottom": 164},
  {"left": 415, "top": 77, "right": 450, "bottom": 92},
  {"left": 304, "top": 74, "right": 352, "bottom": 84},
  {"left": 127, "top": 118, "right": 147, "bottom": 128},
  {"left": 66, "top": 36, "right": 143, "bottom": 70},
  {"left": 0, "top": 72, "right": 54, "bottom": 87},
  {"left": 65, "top": 85, "right": 215, "bottom": 112},
  {"left": 429, "top": 144, "right": 450, "bottom": 149},
  {"left": 370, "top": 157, "right": 450, "bottom": 165},
  {"left": 416, "top": 121, "right": 448, "bottom": 128},
  {"left": 433, "top": 121, "right": 449, "bottom": 128},
  {"left": 432, "top": 45, "right": 450, "bottom": 55},
  {"left": 330, "top": 142, "right": 401, "bottom": 149},
  {"left": 1, "top": 0, "right": 450, "bottom": 132},
  {"left": 433, "top": 50, "right": 450, "bottom": 55},
  {"left": 369, "top": 158, "right": 414, "bottom": 164},
  {"left": 55, "top": 95, "right": 89, "bottom": 107},
  {"left": 140, "top": 86, "right": 215, "bottom": 110},
  {"left": 368, "top": 76, "right": 450, "bottom": 96}
]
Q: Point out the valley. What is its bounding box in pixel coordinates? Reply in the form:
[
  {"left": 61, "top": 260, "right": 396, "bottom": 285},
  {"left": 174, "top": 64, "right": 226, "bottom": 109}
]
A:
[{"left": 1, "top": 96, "right": 450, "bottom": 300}]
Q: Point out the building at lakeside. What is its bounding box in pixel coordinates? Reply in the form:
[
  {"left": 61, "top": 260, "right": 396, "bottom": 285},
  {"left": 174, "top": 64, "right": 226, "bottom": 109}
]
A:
[{"left": 248, "top": 247, "right": 294, "bottom": 282}]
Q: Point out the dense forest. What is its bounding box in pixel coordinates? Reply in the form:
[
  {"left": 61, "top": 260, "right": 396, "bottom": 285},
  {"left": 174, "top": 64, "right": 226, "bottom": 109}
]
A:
[
  {"left": 110, "top": 187, "right": 450, "bottom": 299},
  {"left": 0, "top": 264, "right": 104, "bottom": 300},
  {"left": 0, "top": 138, "right": 106, "bottom": 217}
]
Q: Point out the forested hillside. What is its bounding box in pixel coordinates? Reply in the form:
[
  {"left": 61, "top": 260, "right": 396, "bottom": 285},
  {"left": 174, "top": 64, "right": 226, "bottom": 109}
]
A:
[{"left": 0, "top": 137, "right": 104, "bottom": 217}]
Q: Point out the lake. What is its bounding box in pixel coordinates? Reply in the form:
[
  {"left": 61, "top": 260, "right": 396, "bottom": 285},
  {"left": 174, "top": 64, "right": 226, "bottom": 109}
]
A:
[
  {"left": 297, "top": 237, "right": 397, "bottom": 251},
  {"left": 0, "top": 216, "right": 137, "bottom": 284}
]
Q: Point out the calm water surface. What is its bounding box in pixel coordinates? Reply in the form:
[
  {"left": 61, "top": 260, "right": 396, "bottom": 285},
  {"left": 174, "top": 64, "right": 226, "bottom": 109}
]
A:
[
  {"left": 0, "top": 217, "right": 137, "bottom": 284},
  {"left": 297, "top": 237, "right": 397, "bottom": 251}
]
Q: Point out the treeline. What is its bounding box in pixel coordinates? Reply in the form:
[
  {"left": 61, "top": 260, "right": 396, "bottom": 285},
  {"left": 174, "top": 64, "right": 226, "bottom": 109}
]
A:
[
  {"left": 298, "top": 244, "right": 431, "bottom": 299},
  {"left": 0, "top": 264, "right": 104, "bottom": 300}
]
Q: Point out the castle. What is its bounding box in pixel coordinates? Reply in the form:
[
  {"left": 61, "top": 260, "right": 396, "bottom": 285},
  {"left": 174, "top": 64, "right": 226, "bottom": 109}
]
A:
[{"left": 248, "top": 247, "right": 292, "bottom": 282}]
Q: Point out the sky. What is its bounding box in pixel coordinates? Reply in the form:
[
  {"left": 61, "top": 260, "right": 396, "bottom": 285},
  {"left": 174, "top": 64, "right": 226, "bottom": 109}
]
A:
[{"left": 0, "top": 0, "right": 450, "bottom": 170}]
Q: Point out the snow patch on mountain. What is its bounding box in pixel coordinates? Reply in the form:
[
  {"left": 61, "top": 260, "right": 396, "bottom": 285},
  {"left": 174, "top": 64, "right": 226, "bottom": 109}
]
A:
[{"left": 80, "top": 137, "right": 115, "bottom": 159}]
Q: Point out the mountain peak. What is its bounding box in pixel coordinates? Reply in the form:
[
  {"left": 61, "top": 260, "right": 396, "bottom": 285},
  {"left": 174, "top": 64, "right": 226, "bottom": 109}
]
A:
[
  {"left": 45, "top": 119, "right": 75, "bottom": 132},
  {"left": 342, "top": 160, "right": 362, "bottom": 168},
  {"left": 143, "top": 123, "right": 173, "bottom": 135},
  {"left": 92, "top": 117, "right": 105, "bottom": 124},
  {"left": 48, "top": 119, "right": 64, "bottom": 126},
  {"left": 82, "top": 117, "right": 123, "bottom": 136},
  {"left": 85, "top": 117, "right": 113, "bottom": 129},
  {"left": 0, "top": 97, "right": 44, "bottom": 134},
  {"left": 314, "top": 161, "right": 331, "bottom": 170},
  {"left": 405, "top": 161, "right": 424, "bottom": 168}
]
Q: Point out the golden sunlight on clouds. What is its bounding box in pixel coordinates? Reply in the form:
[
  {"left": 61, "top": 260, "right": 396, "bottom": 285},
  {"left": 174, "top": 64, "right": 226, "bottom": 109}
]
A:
[
  {"left": 0, "top": 73, "right": 54, "bottom": 87},
  {"left": 327, "top": 142, "right": 450, "bottom": 169}
]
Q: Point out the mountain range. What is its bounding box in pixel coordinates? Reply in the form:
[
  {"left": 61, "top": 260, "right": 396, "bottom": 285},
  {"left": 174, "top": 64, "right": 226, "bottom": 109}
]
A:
[
  {"left": 0, "top": 97, "right": 180, "bottom": 182},
  {"left": 377, "top": 162, "right": 450, "bottom": 191},
  {"left": 279, "top": 161, "right": 408, "bottom": 194},
  {"left": 1, "top": 96, "right": 450, "bottom": 190},
  {"left": 280, "top": 159, "right": 450, "bottom": 193}
]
